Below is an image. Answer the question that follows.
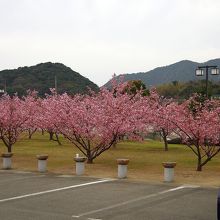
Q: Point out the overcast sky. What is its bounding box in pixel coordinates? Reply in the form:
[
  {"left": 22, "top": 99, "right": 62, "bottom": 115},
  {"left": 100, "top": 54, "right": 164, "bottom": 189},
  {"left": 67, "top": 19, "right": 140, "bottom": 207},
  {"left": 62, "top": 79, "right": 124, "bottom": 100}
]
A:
[{"left": 0, "top": 0, "right": 220, "bottom": 86}]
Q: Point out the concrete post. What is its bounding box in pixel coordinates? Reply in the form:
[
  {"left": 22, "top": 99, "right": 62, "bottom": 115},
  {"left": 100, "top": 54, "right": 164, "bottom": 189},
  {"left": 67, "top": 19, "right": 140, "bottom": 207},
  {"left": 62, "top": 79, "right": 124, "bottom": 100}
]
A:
[
  {"left": 117, "top": 159, "right": 129, "bottom": 179},
  {"left": 36, "top": 155, "right": 48, "bottom": 172},
  {"left": 162, "top": 162, "right": 176, "bottom": 182},
  {"left": 74, "top": 155, "right": 87, "bottom": 175},
  {"left": 2, "top": 153, "right": 13, "bottom": 169}
]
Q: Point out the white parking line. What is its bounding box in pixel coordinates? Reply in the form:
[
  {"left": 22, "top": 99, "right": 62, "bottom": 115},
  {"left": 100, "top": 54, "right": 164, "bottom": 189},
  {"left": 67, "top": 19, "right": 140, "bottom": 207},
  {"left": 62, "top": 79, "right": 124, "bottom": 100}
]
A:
[
  {"left": 72, "top": 185, "right": 200, "bottom": 218},
  {"left": 87, "top": 218, "right": 102, "bottom": 220},
  {"left": 0, "top": 179, "right": 113, "bottom": 203}
]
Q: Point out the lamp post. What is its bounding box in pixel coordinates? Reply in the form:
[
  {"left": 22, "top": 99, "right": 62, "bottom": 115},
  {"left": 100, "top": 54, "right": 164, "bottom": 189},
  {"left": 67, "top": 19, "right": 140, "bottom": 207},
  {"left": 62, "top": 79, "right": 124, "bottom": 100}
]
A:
[
  {"left": 195, "top": 65, "right": 219, "bottom": 98},
  {"left": 54, "top": 75, "right": 57, "bottom": 94}
]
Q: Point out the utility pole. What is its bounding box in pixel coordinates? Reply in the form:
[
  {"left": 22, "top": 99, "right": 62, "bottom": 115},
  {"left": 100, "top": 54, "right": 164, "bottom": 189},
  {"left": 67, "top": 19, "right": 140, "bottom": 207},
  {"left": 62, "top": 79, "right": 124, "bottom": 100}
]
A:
[
  {"left": 4, "top": 79, "right": 6, "bottom": 93},
  {"left": 55, "top": 75, "right": 57, "bottom": 94}
]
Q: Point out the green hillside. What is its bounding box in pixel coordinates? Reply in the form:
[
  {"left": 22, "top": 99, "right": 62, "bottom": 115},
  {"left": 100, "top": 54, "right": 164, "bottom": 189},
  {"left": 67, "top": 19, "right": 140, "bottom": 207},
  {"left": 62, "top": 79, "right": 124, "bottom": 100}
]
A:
[
  {"left": 0, "top": 62, "right": 99, "bottom": 96},
  {"left": 104, "top": 58, "right": 220, "bottom": 88}
]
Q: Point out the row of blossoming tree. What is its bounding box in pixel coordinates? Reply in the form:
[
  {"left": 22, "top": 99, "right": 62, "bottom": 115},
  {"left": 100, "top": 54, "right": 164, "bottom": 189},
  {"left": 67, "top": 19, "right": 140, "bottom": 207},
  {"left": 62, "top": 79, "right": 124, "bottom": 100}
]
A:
[{"left": 0, "top": 81, "right": 220, "bottom": 171}]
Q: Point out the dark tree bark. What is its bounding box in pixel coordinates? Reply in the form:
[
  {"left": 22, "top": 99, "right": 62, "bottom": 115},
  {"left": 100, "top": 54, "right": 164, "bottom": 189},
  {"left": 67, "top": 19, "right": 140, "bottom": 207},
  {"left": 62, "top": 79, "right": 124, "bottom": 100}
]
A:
[
  {"left": 48, "top": 131, "right": 62, "bottom": 145},
  {"left": 160, "top": 128, "right": 168, "bottom": 151},
  {"left": 49, "top": 131, "right": 53, "bottom": 140},
  {"left": 28, "top": 128, "right": 37, "bottom": 139}
]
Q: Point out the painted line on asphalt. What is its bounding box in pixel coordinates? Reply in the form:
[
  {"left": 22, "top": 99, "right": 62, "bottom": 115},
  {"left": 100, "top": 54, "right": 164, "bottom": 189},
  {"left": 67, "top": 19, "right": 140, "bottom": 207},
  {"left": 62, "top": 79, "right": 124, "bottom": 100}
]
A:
[
  {"left": 87, "top": 218, "right": 103, "bottom": 220},
  {"left": 0, "top": 179, "right": 113, "bottom": 203},
  {"left": 72, "top": 185, "right": 200, "bottom": 218}
]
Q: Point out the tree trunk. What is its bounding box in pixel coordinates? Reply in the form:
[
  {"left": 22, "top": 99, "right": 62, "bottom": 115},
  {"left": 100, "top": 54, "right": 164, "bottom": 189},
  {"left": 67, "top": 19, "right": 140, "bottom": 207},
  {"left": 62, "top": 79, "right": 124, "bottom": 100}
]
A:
[
  {"left": 86, "top": 150, "right": 94, "bottom": 164},
  {"left": 28, "top": 129, "right": 32, "bottom": 139},
  {"left": 50, "top": 133, "right": 62, "bottom": 145},
  {"left": 197, "top": 157, "right": 202, "bottom": 171},
  {"left": 196, "top": 164, "right": 202, "bottom": 171},
  {"left": 87, "top": 158, "right": 94, "bottom": 164},
  {"left": 28, "top": 128, "right": 37, "bottom": 139},
  {"left": 163, "top": 135, "right": 168, "bottom": 151},
  {"left": 49, "top": 132, "right": 53, "bottom": 140},
  {"left": 55, "top": 134, "right": 62, "bottom": 146},
  {"left": 161, "top": 129, "right": 168, "bottom": 151},
  {"left": 8, "top": 145, "right": 12, "bottom": 153}
]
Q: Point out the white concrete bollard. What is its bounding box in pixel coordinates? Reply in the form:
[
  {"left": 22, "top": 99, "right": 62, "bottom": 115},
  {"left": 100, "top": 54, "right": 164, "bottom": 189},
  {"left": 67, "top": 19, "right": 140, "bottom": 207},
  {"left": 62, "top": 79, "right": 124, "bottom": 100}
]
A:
[
  {"left": 162, "top": 162, "right": 176, "bottom": 182},
  {"left": 74, "top": 155, "right": 87, "bottom": 176},
  {"left": 36, "top": 155, "right": 48, "bottom": 172},
  {"left": 2, "top": 153, "right": 13, "bottom": 169},
  {"left": 117, "top": 159, "right": 129, "bottom": 179}
]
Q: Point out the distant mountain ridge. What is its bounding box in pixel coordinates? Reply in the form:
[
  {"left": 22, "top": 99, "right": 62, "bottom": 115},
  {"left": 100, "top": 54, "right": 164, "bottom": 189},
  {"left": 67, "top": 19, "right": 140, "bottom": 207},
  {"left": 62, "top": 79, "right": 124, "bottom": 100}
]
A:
[
  {"left": 104, "top": 58, "right": 220, "bottom": 88},
  {"left": 0, "top": 62, "right": 99, "bottom": 96}
]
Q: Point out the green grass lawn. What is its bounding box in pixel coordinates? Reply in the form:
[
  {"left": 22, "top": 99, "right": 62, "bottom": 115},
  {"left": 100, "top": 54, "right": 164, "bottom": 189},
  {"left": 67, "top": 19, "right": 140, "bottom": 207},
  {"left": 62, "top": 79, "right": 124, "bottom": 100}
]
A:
[{"left": 0, "top": 132, "right": 220, "bottom": 187}]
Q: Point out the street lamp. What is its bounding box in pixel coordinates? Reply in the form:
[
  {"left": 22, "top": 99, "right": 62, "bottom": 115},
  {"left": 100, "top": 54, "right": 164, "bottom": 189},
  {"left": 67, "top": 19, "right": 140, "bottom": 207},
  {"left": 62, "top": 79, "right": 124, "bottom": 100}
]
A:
[
  {"left": 211, "top": 67, "right": 220, "bottom": 75},
  {"left": 195, "top": 65, "right": 219, "bottom": 97},
  {"left": 0, "top": 89, "right": 4, "bottom": 97}
]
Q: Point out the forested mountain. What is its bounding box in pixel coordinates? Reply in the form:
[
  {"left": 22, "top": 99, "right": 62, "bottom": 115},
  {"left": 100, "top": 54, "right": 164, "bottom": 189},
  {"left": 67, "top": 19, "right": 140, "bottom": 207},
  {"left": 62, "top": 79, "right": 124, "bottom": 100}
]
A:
[
  {"left": 104, "top": 58, "right": 220, "bottom": 88},
  {"left": 0, "top": 62, "right": 99, "bottom": 96}
]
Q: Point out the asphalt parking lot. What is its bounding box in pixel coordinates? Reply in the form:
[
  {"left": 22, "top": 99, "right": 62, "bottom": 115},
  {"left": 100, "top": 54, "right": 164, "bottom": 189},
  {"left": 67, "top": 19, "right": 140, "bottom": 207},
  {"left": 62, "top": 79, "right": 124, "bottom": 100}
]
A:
[{"left": 0, "top": 170, "right": 218, "bottom": 220}]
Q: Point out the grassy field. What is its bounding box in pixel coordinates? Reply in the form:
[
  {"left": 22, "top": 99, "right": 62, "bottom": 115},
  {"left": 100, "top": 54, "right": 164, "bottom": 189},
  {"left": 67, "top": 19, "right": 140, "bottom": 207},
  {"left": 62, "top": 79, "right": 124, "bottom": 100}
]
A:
[{"left": 0, "top": 132, "right": 220, "bottom": 187}]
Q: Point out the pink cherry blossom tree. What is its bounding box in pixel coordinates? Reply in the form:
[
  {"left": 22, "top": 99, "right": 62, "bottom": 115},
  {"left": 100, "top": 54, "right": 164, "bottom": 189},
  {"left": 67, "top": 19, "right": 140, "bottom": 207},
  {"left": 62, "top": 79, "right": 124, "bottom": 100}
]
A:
[
  {"left": 37, "top": 89, "right": 62, "bottom": 145},
  {"left": 0, "top": 94, "right": 30, "bottom": 152},
  {"left": 167, "top": 96, "right": 220, "bottom": 171},
  {"left": 42, "top": 85, "right": 148, "bottom": 163},
  {"left": 23, "top": 90, "right": 41, "bottom": 139},
  {"left": 150, "top": 95, "right": 176, "bottom": 151}
]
